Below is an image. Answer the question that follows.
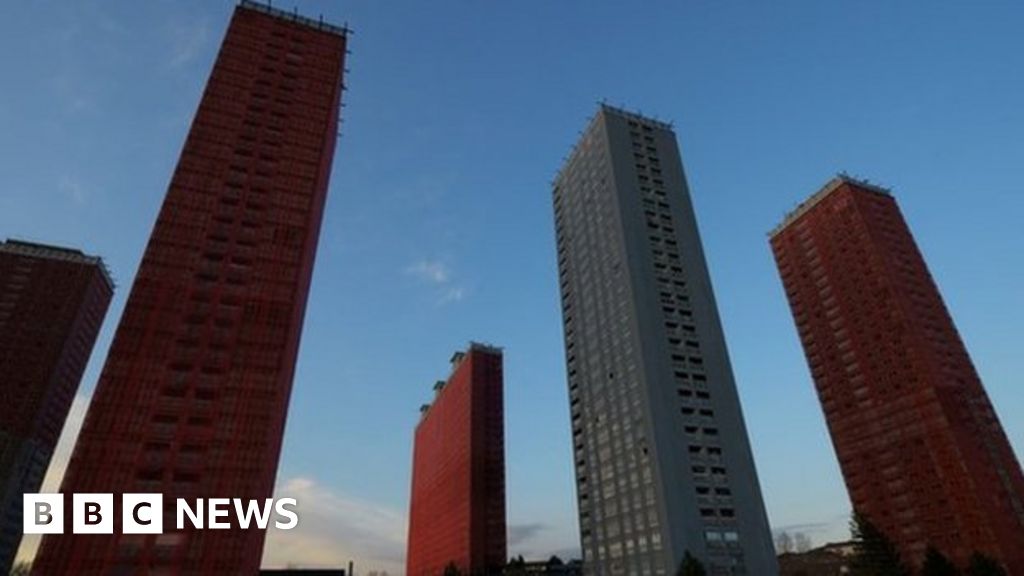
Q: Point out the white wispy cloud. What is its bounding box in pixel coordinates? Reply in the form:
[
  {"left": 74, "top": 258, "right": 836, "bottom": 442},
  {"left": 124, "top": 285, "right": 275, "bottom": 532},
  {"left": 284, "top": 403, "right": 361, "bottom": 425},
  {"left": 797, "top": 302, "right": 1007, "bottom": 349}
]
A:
[
  {"left": 59, "top": 176, "right": 86, "bottom": 205},
  {"left": 263, "top": 477, "right": 407, "bottom": 574},
  {"left": 441, "top": 286, "right": 465, "bottom": 303},
  {"left": 405, "top": 259, "right": 468, "bottom": 305},
  {"left": 406, "top": 260, "right": 450, "bottom": 285},
  {"left": 167, "top": 17, "right": 211, "bottom": 69},
  {"left": 507, "top": 522, "right": 581, "bottom": 562}
]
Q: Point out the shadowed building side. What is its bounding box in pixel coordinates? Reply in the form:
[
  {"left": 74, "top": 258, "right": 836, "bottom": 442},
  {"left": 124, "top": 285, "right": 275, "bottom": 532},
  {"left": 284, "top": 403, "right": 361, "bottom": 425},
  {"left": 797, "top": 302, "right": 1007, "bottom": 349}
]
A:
[
  {"left": 0, "top": 240, "right": 113, "bottom": 574},
  {"left": 553, "top": 105, "right": 778, "bottom": 575}
]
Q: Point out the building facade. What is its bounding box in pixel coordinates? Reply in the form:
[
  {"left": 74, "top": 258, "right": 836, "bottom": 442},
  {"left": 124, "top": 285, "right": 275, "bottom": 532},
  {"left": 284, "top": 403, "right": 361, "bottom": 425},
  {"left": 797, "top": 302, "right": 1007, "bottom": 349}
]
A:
[
  {"left": 407, "top": 343, "right": 506, "bottom": 576},
  {"left": 552, "top": 105, "right": 777, "bottom": 576},
  {"left": 0, "top": 240, "right": 113, "bottom": 574},
  {"left": 31, "top": 2, "right": 347, "bottom": 573},
  {"left": 770, "top": 176, "right": 1024, "bottom": 573}
]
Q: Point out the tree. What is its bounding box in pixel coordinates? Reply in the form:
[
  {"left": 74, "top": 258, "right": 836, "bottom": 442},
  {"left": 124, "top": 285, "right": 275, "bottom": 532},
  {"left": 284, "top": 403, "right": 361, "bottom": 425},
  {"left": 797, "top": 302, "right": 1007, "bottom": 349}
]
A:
[
  {"left": 775, "top": 530, "right": 794, "bottom": 554},
  {"left": 443, "top": 562, "right": 463, "bottom": 576},
  {"left": 966, "top": 553, "right": 1007, "bottom": 576},
  {"left": 793, "top": 532, "right": 813, "bottom": 553},
  {"left": 505, "top": 555, "right": 526, "bottom": 576},
  {"left": 548, "top": 555, "right": 564, "bottom": 566},
  {"left": 848, "top": 511, "right": 910, "bottom": 576},
  {"left": 920, "top": 546, "right": 960, "bottom": 576},
  {"left": 676, "top": 551, "right": 707, "bottom": 576}
]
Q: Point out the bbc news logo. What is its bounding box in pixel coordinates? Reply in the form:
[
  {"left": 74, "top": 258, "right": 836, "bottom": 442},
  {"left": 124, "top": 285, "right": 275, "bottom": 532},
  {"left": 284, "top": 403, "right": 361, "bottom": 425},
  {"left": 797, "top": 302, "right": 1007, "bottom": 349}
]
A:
[{"left": 24, "top": 494, "right": 298, "bottom": 534}]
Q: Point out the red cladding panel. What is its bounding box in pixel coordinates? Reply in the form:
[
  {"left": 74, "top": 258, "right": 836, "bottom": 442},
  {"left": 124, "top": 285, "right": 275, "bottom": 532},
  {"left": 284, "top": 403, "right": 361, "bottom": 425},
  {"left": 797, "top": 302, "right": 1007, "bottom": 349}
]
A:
[
  {"left": 31, "top": 4, "right": 346, "bottom": 574},
  {"left": 407, "top": 347, "right": 506, "bottom": 576},
  {"left": 771, "top": 180, "right": 1024, "bottom": 573}
]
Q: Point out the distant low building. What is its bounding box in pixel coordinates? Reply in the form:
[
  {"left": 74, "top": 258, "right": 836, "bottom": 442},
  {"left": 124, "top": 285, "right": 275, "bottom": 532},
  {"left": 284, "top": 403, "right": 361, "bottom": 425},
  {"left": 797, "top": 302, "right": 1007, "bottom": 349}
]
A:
[
  {"left": 504, "top": 557, "right": 582, "bottom": 576},
  {"left": 258, "top": 565, "right": 346, "bottom": 569},
  {"left": 778, "top": 542, "right": 854, "bottom": 576}
]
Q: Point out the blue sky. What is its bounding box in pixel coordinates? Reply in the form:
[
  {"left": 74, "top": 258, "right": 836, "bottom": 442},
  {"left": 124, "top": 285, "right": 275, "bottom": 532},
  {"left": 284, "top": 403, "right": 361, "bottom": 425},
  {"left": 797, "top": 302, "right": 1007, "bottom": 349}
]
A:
[{"left": 4, "top": 0, "right": 1023, "bottom": 572}]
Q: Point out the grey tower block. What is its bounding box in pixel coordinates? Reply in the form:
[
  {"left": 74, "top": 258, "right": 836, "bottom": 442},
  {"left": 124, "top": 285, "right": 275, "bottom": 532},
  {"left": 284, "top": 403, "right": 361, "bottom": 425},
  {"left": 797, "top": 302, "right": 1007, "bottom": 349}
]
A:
[{"left": 553, "top": 105, "right": 777, "bottom": 576}]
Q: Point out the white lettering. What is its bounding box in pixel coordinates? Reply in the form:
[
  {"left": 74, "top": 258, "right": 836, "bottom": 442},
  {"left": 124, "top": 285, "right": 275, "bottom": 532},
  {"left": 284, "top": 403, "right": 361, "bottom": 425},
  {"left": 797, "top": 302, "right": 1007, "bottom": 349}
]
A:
[
  {"left": 176, "top": 498, "right": 204, "bottom": 529},
  {"left": 274, "top": 498, "right": 298, "bottom": 530},
  {"left": 233, "top": 498, "right": 273, "bottom": 529},
  {"left": 208, "top": 498, "right": 231, "bottom": 529}
]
